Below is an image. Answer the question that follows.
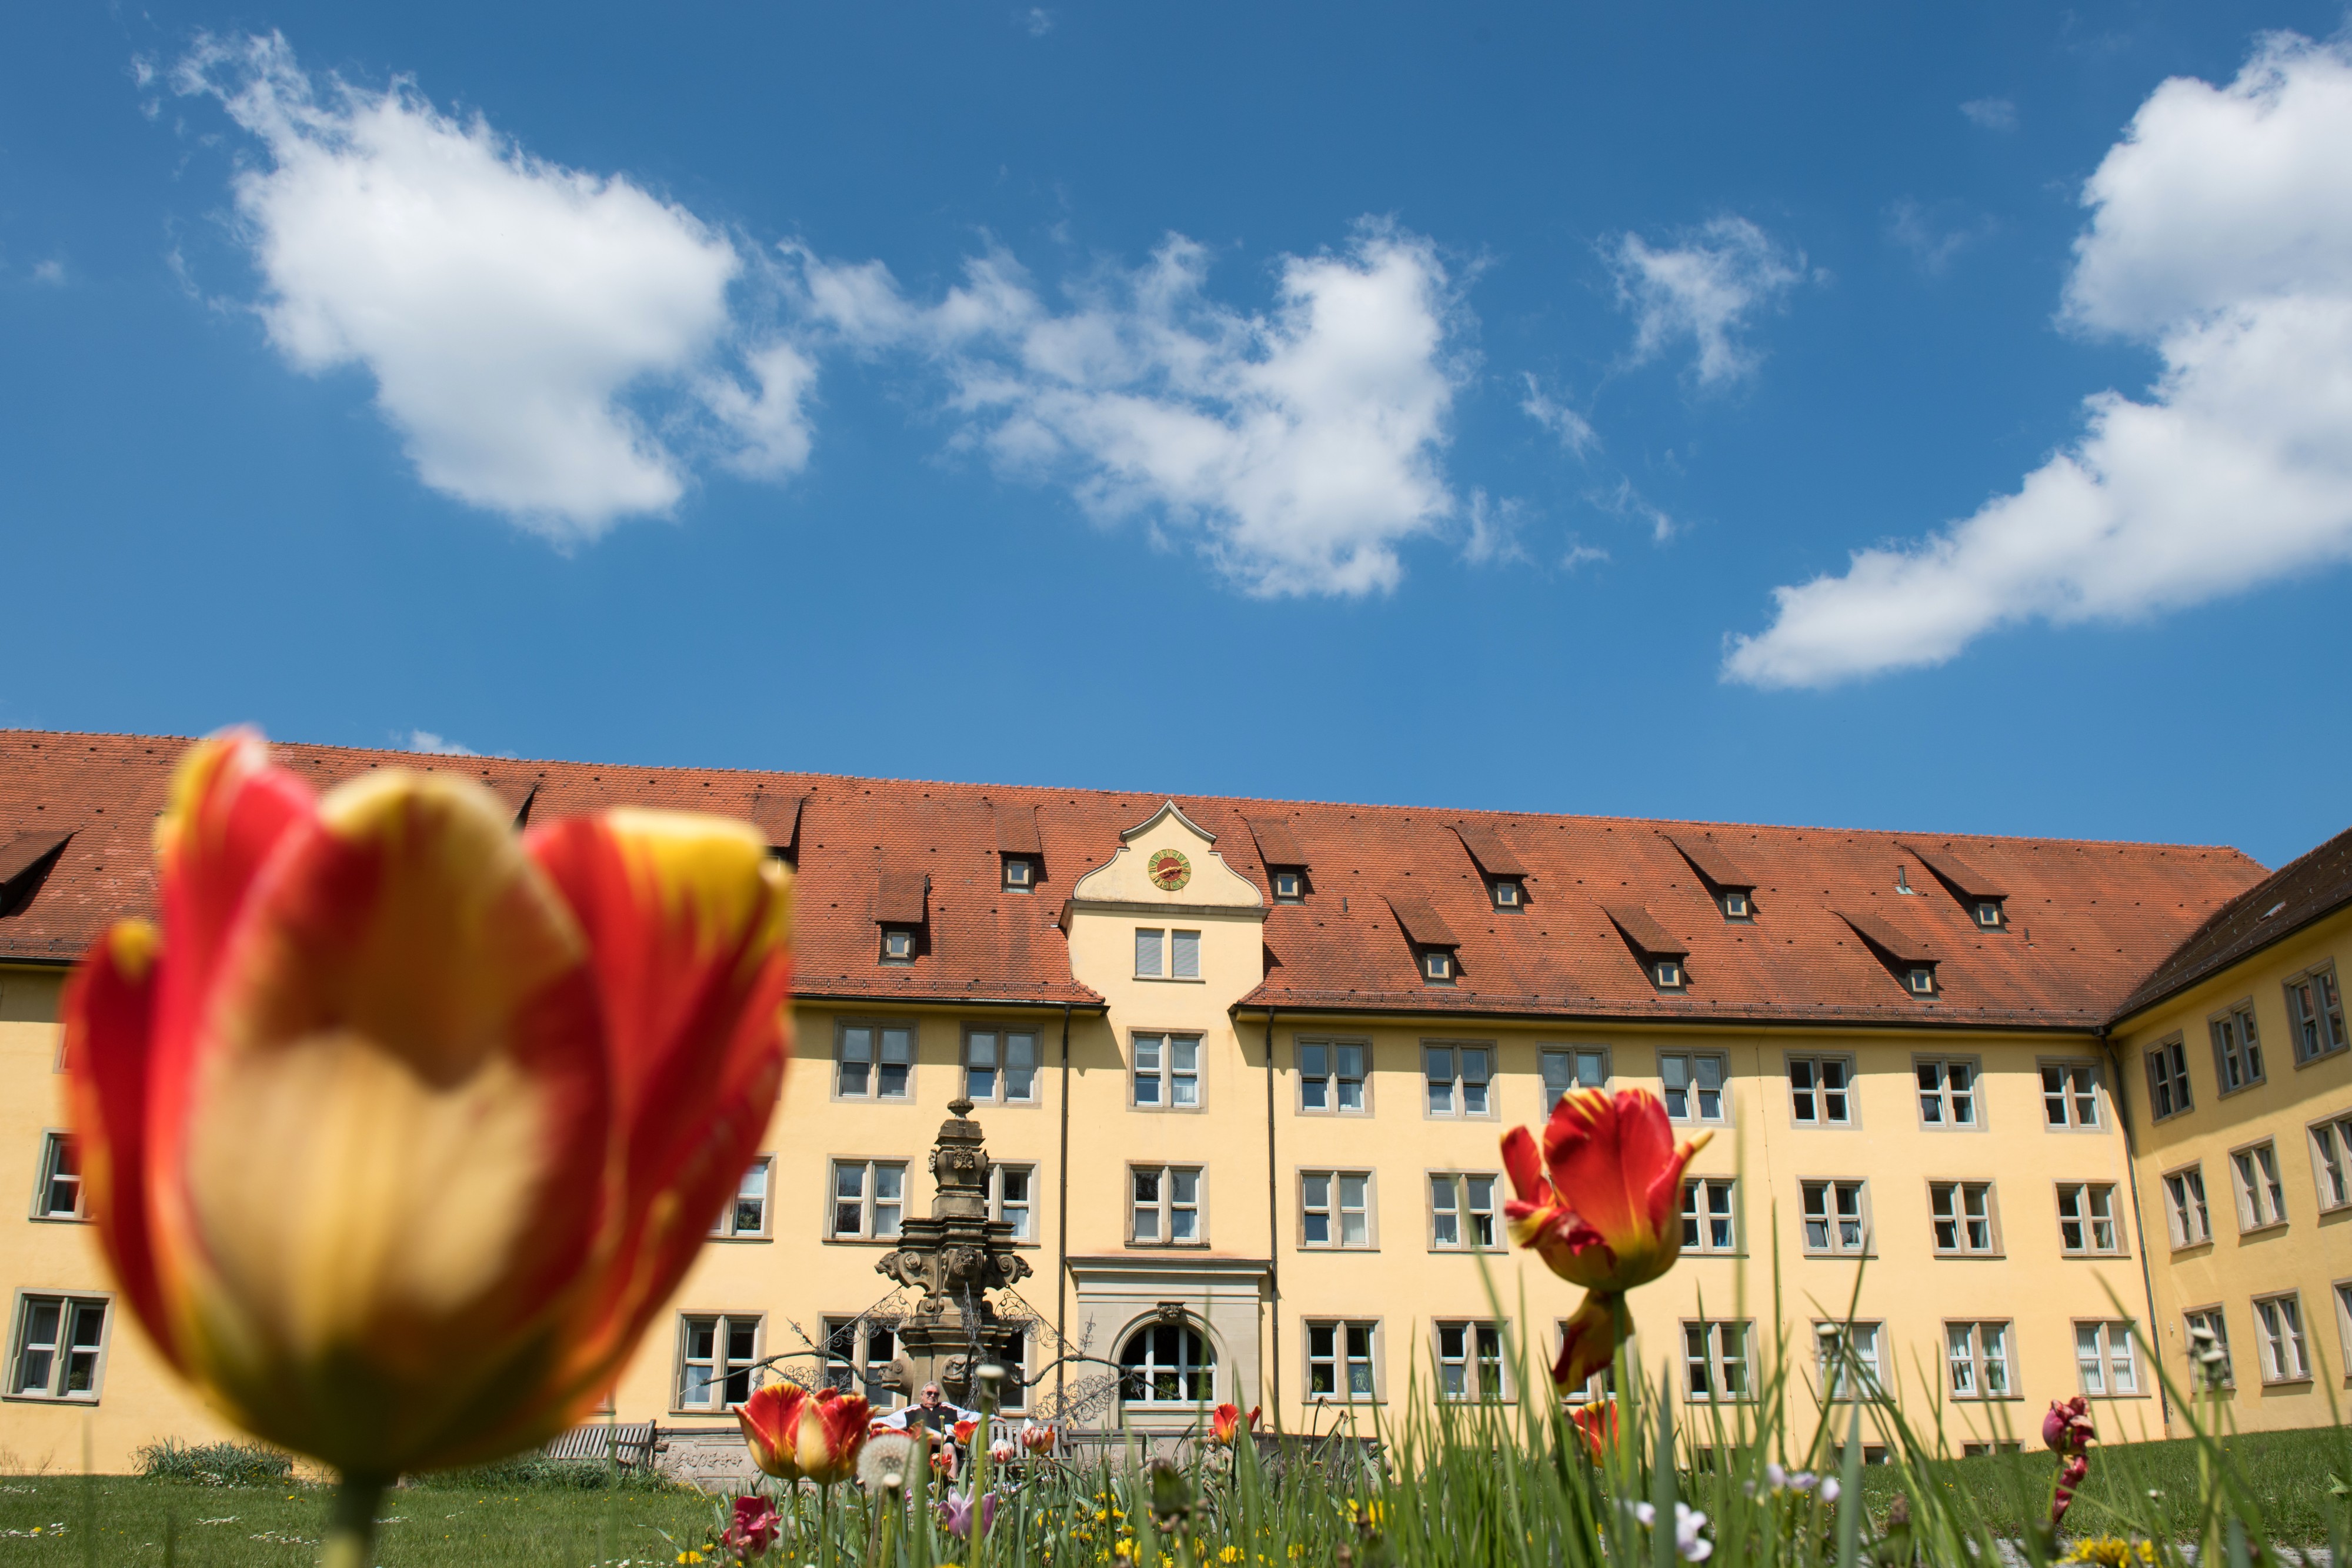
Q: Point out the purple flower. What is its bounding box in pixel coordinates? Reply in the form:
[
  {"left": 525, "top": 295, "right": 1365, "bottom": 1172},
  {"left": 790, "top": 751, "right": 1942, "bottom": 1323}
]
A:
[{"left": 938, "top": 1490, "right": 999, "bottom": 1540}]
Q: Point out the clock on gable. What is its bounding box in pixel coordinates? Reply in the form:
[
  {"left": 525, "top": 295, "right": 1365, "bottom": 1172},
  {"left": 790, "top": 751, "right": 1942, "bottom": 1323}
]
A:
[{"left": 1147, "top": 848, "right": 1193, "bottom": 892}]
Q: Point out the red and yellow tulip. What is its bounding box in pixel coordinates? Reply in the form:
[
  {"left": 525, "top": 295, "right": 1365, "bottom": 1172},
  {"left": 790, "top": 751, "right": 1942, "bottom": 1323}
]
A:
[
  {"left": 61, "top": 732, "right": 793, "bottom": 1482},
  {"left": 1502, "top": 1088, "right": 1709, "bottom": 1389},
  {"left": 738, "top": 1384, "right": 872, "bottom": 1484},
  {"left": 1209, "top": 1403, "right": 1259, "bottom": 1444}
]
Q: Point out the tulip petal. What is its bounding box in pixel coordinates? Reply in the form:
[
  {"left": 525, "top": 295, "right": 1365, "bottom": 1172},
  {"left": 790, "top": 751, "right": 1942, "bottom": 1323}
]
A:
[
  {"left": 1552, "top": 1290, "right": 1623, "bottom": 1391},
  {"left": 61, "top": 920, "right": 175, "bottom": 1367},
  {"left": 526, "top": 810, "right": 792, "bottom": 1392},
  {"left": 1500, "top": 1125, "right": 1550, "bottom": 1206}
]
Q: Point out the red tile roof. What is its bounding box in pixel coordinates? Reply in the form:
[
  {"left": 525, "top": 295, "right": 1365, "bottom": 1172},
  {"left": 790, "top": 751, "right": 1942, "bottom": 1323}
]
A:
[
  {"left": 2110, "top": 819, "right": 2352, "bottom": 1025},
  {"left": 1604, "top": 905, "right": 1689, "bottom": 960},
  {"left": 0, "top": 730, "right": 2272, "bottom": 1030}
]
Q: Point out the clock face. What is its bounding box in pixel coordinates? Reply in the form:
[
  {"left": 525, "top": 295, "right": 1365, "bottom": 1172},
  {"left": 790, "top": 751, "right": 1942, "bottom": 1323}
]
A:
[{"left": 1147, "top": 848, "right": 1193, "bottom": 891}]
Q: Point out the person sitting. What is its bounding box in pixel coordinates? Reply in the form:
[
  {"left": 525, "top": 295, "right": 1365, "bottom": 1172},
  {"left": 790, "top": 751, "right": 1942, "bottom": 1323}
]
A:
[{"left": 883, "top": 1382, "right": 979, "bottom": 1434}]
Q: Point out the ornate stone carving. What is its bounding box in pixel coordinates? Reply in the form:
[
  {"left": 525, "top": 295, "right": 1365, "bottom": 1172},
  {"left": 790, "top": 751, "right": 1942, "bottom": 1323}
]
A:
[{"left": 871, "top": 1097, "right": 1033, "bottom": 1408}]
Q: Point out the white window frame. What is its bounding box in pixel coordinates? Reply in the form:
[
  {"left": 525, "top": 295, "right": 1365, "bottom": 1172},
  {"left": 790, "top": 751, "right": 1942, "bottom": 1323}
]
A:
[
  {"left": 1132, "top": 1033, "right": 1203, "bottom": 1110},
  {"left": 1002, "top": 855, "right": 1036, "bottom": 893},
  {"left": 1929, "top": 1180, "right": 2000, "bottom": 1256},
  {"left": 828, "top": 1159, "right": 908, "bottom": 1242},
  {"left": 2251, "top": 1294, "right": 2311, "bottom": 1385},
  {"left": 2056, "top": 1182, "right": 2124, "bottom": 1256},
  {"left": 835, "top": 1020, "right": 915, "bottom": 1102},
  {"left": 1719, "top": 889, "right": 1752, "bottom": 920},
  {"left": 990, "top": 1162, "right": 1037, "bottom": 1243},
  {"left": 821, "top": 1316, "right": 901, "bottom": 1407},
  {"left": 2145, "top": 1035, "right": 2193, "bottom": 1120},
  {"left": 1800, "top": 1178, "right": 1870, "bottom": 1256},
  {"left": 1944, "top": 1320, "right": 2014, "bottom": 1400},
  {"left": 1303, "top": 1320, "right": 1379, "bottom": 1402},
  {"left": 2073, "top": 1320, "right": 2140, "bottom": 1396},
  {"left": 1120, "top": 1322, "right": 1215, "bottom": 1406},
  {"left": 2284, "top": 962, "right": 2348, "bottom": 1066},
  {"left": 2208, "top": 1002, "right": 2265, "bottom": 1095},
  {"left": 1914, "top": 1057, "right": 1981, "bottom": 1128},
  {"left": 1680, "top": 1177, "right": 1737, "bottom": 1255},
  {"left": 6, "top": 1290, "right": 110, "bottom": 1402},
  {"left": 1271, "top": 869, "right": 1305, "bottom": 903},
  {"left": 2183, "top": 1306, "right": 2233, "bottom": 1389},
  {"left": 1433, "top": 1320, "right": 1508, "bottom": 1402},
  {"left": 962, "top": 1025, "right": 1042, "bottom": 1106},
  {"left": 1133, "top": 925, "right": 1205, "bottom": 980},
  {"left": 2334, "top": 1281, "right": 2352, "bottom": 1376},
  {"left": 2039, "top": 1062, "right": 2103, "bottom": 1130},
  {"left": 1490, "top": 877, "right": 1524, "bottom": 910},
  {"left": 676, "top": 1312, "right": 763, "bottom": 1412},
  {"left": 29, "top": 1132, "right": 82, "bottom": 1222},
  {"left": 1659, "top": 1051, "right": 1729, "bottom": 1125},
  {"left": 2309, "top": 1109, "right": 2352, "bottom": 1214},
  {"left": 1787, "top": 1055, "right": 1854, "bottom": 1127},
  {"left": 1297, "top": 1040, "right": 1370, "bottom": 1115},
  {"left": 880, "top": 926, "right": 916, "bottom": 964},
  {"left": 1422, "top": 1043, "right": 1494, "bottom": 1119},
  {"left": 1129, "top": 1164, "right": 1204, "bottom": 1246},
  {"left": 1540, "top": 1046, "right": 1610, "bottom": 1113},
  {"left": 1814, "top": 1321, "right": 1883, "bottom": 1402},
  {"left": 1682, "top": 1319, "right": 1753, "bottom": 1403},
  {"left": 2162, "top": 1164, "right": 2212, "bottom": 1247},
  {"left": 710, "top": 1156, "right": 772, "bottom": 1240},
  {"left": 2228, "top": 1140, "right": 2287, "bottom": 1232},
  {"left": 1299, "top": 1169, "right": 1375, "bottom": 1250},
  {"left": 1420, "top": 948, "right": 1458, "bottom": 985},
  {"left": 1428, "top": 1171, "right": 1502, "bottom": 1252}
]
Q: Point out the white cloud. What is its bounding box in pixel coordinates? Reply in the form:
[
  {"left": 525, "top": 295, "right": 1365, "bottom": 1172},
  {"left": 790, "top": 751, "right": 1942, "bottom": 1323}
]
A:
[
  {"left": 30, "top": 259, "right": 65, "bottom": 286},
  {"left": 789, "top": 224, "right": 1464, "bottom": 596},
  {"left": 1887, "top": 198, "right": 1994, "bottom": 275},
  {"left": 1463, "top": 490, "right": 1529, "bottom": 566},
  {"left": 403, "top": 729, "right": 479, "bottom": 756},
  {"left": 1727, "top": 33, "right": 2352, "bottom": 688},
  {"left": 1960, "top": 97, "right": 2019, "bottom": 131},
  {"left": 1561, "top": 538, "right": 1609, "bottom": 571},
  {"left": 176, "top": 33, "right": 815, "bottom": 541},
  {"left": 1591, "top": 477, "right": 1676, "bottom": 543},
  {"left": 1610, "top": 216, "right": 1803, "bottom": 387},
  {"left": 1025, "top": 8, "right": 1055, "bottom": 36},
  {"left": 1520, "top": 373, "right": 1598, "bottom": 455}
]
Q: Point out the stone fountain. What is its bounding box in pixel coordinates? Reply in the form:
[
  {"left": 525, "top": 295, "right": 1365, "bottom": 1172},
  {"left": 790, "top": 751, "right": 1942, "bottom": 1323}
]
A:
[{"left": 873, "top": 1097, "right": 1034, "bottom": 1410}]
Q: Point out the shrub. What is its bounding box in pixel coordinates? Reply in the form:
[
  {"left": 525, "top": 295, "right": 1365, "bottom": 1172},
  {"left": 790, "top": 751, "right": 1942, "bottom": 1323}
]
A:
[
  {"left": 135, "top": 1438, "right": 295, "bottom": 1487},
  {"left": 410, "top": 1453, "right": 679, "bottom": 1492}
]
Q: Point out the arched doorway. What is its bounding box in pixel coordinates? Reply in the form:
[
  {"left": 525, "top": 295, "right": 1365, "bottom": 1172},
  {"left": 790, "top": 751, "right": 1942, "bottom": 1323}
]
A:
[{"left": 1118, "top": 1320, "right": 1215, "bottom": 1406}]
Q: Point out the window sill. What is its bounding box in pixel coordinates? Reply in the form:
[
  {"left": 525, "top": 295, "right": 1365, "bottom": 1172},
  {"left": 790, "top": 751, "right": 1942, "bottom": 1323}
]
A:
[
  {"left": 2060, "top": 1250, "right": 2131, "bottom": 1260},
  {"left": 1427, "top": 1247, "right": 1510, "bottom": 1257},
  {"left": 1305, "top": 1395, "right": 1387, "bottom": 1406},
  {"left": 2041, "top": 1123, "right": 2110, "bottom": 1134},
  {"left": 25, "top": 1214, "right": 89, "bottom": 1225},
  {"left": 829, "top": 1094, "right": 918, "bottom": 1105},
  {"left": 2234, "top": 1220, "right": 2289, "bottom": 1239},
  {"left": 1300, "top": 1246, "right": 1382, "bottom": 1255},
  {"left": 1296, "top": 1109, "right": 1376, "bottom": 1117},
  {"left": 0, "top": 1393, "right": 101, "bottom": 1406},
  {"left": 1931, "top": 1252, "right": 2007, "bottom": 1262},
  {"left": 1800, "top": 1250, "right": 1876, "bottom": 1262},
  {"left": 826, "top": 1236, "right": 906, "bottom": 1246},
  {"left": 1133, "top": 976, "right": 1207, "bottom": 985},
  {"left": 2256, "top": 1376, "right": 2315, "bottom": 1389},
  {"left": 1946, "top": 1393, "right": 2024, "bottom": 1403},
  {"left": 1128, "top": 1104, "right": 1208, "bottom": 1115},
  {"left": 706, "top": 1235, "right": 774, "bottom": 1245},
  {"left": 2292, "top": 1046, "right": 2350, "bottom": 1071},
  {"left": 2213, "top": 1081, "right": 2266, "bottom": 1101},
  {"left": 1125, "top": 1242, "right": 1212, "bottom": 1250},
  {"left": 2170, "top": 1239, "right": 2215, "bottom": 1255}
]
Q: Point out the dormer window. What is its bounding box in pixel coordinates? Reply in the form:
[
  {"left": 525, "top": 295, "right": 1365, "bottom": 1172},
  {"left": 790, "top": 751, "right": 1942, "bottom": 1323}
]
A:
[
  {"left": 1974, "top": 900, "right": 2003, "bottom": 929},
  {"left": 1654, "top": 959, "right": 1685, "bottom": 990},
  {"left": 1720, "top": 890, "right": 1751, "bottom": 920},
  {"left": 881, "top": 928, "right": 916, "bottom": 964},
  {"left": 1422, "top": 949, "right": 1457, "bottom": 985},
  {"left": 1490, "top": 878, "right": 1523, "bottom": 910},
  {"left": 1272, "top": 870, "right": 1304, "bottom": 903},
  {"left": 1907, "top": 966, "right": 1936, "bottom": 996},
  {"left": 1003, "top": 856, "right": 1036, "bottom": 892}
]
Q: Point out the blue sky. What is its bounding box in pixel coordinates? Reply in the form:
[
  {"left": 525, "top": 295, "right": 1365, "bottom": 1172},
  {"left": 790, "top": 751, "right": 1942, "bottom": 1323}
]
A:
[{"left": 5, "top": 4, "right": 2350, "bottom": 867}]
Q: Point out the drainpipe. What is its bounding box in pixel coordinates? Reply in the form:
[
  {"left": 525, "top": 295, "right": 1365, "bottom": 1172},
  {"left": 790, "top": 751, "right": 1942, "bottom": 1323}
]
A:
[
  {"left": 2101, "top": 1026, "right": 2173, "bottom": 1434},
  {"left": 1262, "top": 1007, "right": 1281, "bottom": 1424},
  {"left": 1057, "top": 1000, "right": 1073, "bottom": 1424}
]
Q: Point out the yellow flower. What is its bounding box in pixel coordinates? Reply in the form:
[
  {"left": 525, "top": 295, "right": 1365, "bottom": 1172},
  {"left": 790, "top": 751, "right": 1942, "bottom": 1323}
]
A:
[
  {"left": 1220, "top": 1547, "right": 1246, "bottom": 1563},
  {"left": 1114, "top": 1540, "right": 1135, "bottom": 1559},
  {"left": 1096, "top": 1510, "right": 1109, "bottom": 1522}
]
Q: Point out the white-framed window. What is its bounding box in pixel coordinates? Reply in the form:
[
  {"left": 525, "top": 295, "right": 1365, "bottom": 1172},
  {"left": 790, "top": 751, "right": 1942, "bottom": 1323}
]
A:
[
  {"left": 963, "top": 1027, "right": 1040, "bottom": 1105},
  {"left": 2162, "top": 1165, "right": 2212, "bottom": 1247},
  {"left": 2229, "top": 1142, "right": 2287, "bottom": 1231},
  {"left": 829, "top": 1160, "right": 906, "bottom": 1241},
  {"left": 710, "top": 1157, "right": 771, "bottom": 1239},
  {"left": 1272, "top": 870, "right": 1305, "bottom": 903},
  {"left": 1300, "top": 1170, "right": 1373, "bottom": 1249},
  {"left": 880, "top": 927, "right": 916, "bottom": 963},
  {"left": 1120, "top": 1323, "right": 1214, "bottom": 1404},
  {"left": 1299, "top": 1041, "right": 1368, "bottom": 1113},
  {"left": 992, "top": 1327, "right": 1030, "bottom": 1413},
  {"left": 1660, "top": 1052, "right": 1727, "bottom": 1123},
  {"left": 1800, "top": 1179, "right": 1869, "bottom": 1255},
  {"left": 1789, "top": 1056, "right": 1853, "bottom": 1126},
  {"left": 2057, "top": 1182, "right": 2123, "bottom": 1255},
  {"left": 677, "top": 1313, "right": 761, "bottom": 1410},
  {"left": 30, "top": 1133, "right": 81, "bottom": 1220},
  {"left": 1423, "top": 1044, "right": 1493, "bottom": 1117},
  {"left": 2251, "top": 1295, "right": 2310, "bottom": 1384},
  {"left": 1133, "top": 1033, "right": 1202, "bottom": 1109},
  {"left": 1420, "top": 948, "right": 1458, "bottom": 985},
  {"left": 1683, "top": 1320, "right": 1752, "bottom": 1402},
  {"left": 2074, "top": 1320, "right": 2139, "bottom": 1396},
  {"left": 2309, "top": 1110, "right": 2352, "bottom": 1213},
  {"left": 1961, "top": 1442, "right": 2023, "bottom": 1457},
  {"left": 1130, "top": 1165, "right": 1202, "bottom": 1245},
  {"left": 2208, "top": 1004, "right": 2264, "bottom": 1094},
  {"left": 2183, "top": 1307, "right": 2233, "bottom": 1389},
  {"left": 990, "top": 1162, "right": 1036, "bottom": 1242},
  {"left": 1434, "top": 1320, "right": 1507, "bottom": 1401},
  {"left": 8, "top": 1293, "right": 108, "bottom": 1402},
  {"left": 1541, "top": 1046, "right": 1609, "bottom": 1112},
  {"left": 1002, "top": 855, "right": 1036, "bottom": 892},
  {"left": 1906, "top": 966, "right": 1937, "bottom": 996},
  {"left": 1814, "top": 1321, "right": 1883, "bottom": 1400},
  {"left": 1916, "top": 1059, "right": 1979, "bottom": 1126},
  {"left": 1134, "top": 928, "right": 1202, "bottom": 980},
  {"left": 2040, "top": 1063, "right": 2102, "bottom": 1129},
  {"left": 1305, "top": 1320, "right": 1378, "bottom": 1400},
  {"left": 1720, "top": 889, "right": 1752, "bottom": 920},
  {"left": 836, "top": 1022, "right": 914, "bottom": 1100},
  {"left": 1429, "top": 1172, "right": 1500, "bottom": 1250},
  {"left": 2145, "top": 1036, "right": 2193, "bottom": 1120},
  {"left": 1681, "top": 1177, "right": 1737, "bottom": 1254},
  {"left": 1974, "top": 899, "right": 2005, "bottom": 929},
  {"left": 1930, "top": 1181, "right": 1999, "bottom": 1256},
  {"left": 1944, "top": 1321, "right": 2013, "bottom": 1399},
  {"left": 2285, "top": 963, "right": 2348, "bottom": 1065},
  {"left": 822, "top": 1317, "right": 899, "bottom": 1406},
  {"left": 1490, "top": 877, "right": 1524, "bottom": 910},
  {"left": 1652, "top": 958, "right": 1686, "bottom": 990}
]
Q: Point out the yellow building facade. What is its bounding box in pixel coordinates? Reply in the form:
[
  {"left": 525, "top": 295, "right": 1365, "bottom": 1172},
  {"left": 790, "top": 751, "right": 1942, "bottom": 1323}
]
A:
[{"left": 0, "top": 730, "right": 2343, "bottom": 1474}]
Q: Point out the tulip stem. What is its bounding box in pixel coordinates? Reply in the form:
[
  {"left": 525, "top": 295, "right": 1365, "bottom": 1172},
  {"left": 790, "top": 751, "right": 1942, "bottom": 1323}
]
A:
[{"left": 319, "top": 1472, "right": 388, "bottom": 1568}]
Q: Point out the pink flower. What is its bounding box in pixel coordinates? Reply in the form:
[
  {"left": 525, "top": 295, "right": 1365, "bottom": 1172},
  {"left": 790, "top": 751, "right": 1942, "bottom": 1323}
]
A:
[
  {"left": 724, "top": 1494, "right": 782, "bottom": 1555},
  {"left": 939, "top": 1490, "right": 997, "bottom": 1539},
  {"left": 2051, "top": 1453, "right": 2090, "bottom": 1525},
  {"left": 2042, "top": 1395, "right": 2096, "bottom": 1455}
]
